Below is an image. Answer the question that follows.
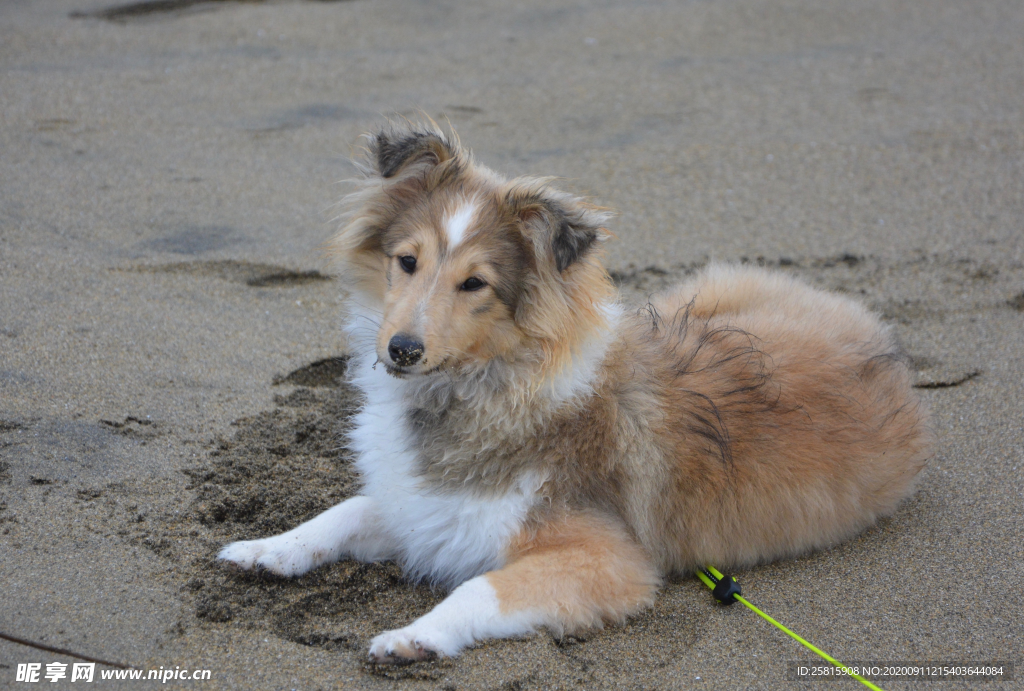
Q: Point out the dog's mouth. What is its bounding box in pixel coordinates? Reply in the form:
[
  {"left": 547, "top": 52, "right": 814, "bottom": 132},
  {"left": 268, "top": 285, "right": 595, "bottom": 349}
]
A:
[
  {"left": 383, "top": 363, "right": 408, "bottom": 378},
  {"left": 383, "top": 358, "right": 451, "bottom": 379}
]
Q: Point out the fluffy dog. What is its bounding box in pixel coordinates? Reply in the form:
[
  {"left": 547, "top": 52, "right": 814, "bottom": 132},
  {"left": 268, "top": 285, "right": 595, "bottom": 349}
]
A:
[{"left": 219, "top": 124, "right": 931, "bottom": 663}]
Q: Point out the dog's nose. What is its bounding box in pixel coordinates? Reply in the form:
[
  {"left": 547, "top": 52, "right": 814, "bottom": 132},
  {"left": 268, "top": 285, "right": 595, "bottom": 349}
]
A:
[{"left": 388, "top": 334, "right": 424, "bottom": 366}]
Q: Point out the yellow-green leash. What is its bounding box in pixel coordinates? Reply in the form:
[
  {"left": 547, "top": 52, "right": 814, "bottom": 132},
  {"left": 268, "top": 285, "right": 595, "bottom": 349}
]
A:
[{"left": 696, "top": 565, "right": 885, "bottom": 691}]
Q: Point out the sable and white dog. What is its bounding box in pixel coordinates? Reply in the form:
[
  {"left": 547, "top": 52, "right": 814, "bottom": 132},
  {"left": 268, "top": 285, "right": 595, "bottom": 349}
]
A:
[{"left": 219, "top": 124, "right": 931, "bottom": 663}]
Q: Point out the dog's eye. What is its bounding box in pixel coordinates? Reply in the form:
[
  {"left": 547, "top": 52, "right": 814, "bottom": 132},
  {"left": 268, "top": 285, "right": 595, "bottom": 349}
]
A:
[
  {"left": 460, "top": 277, "right": 486, "bottom": 292},
  {"left": 399, "top": 256, "right": 417, "bottom": 274}
]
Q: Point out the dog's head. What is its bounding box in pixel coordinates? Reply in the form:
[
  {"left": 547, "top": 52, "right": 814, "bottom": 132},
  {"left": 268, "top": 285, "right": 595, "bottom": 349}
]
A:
[{"left": 331, "top": 124, "right": 614, "bottom": 378}]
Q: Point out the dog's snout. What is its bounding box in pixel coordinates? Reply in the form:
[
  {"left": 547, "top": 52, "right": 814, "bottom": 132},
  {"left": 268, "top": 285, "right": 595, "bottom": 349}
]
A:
[{"left": 388, "top": 334, "right": 424, "bottom": 366}]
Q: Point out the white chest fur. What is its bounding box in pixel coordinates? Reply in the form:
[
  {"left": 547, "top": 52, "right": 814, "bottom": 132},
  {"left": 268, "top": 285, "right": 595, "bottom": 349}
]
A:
[{"left": 347, "top": 352, "right": 545, "bottom": 586}]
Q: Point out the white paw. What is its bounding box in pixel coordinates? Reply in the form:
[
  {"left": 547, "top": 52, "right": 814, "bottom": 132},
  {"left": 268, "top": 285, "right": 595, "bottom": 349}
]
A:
[
  {"left": 368, "top": 626, "right": 459, "bottom": 664},
  {"left": 217, "top": 539, "right": 267, "bottom": 570},
  {"left": 217, "top": 537, "right": 319, "bottom": 577}
]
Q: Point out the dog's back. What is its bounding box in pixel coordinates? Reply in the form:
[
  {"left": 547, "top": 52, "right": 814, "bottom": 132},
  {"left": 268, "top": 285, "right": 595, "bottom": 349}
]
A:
[{"left": 608, "top": 264, "right": 931, "bottom": 571}]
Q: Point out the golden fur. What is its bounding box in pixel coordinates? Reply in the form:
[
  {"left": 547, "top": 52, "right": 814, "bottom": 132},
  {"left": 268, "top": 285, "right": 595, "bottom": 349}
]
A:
[{"left": 306, "top": 122, "right": 931, "bottom": 656}]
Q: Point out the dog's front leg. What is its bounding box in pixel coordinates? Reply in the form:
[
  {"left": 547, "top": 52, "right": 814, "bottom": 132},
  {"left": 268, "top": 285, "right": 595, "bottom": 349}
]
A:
[
  {"left": 368, "top": 512, "right": 660, "bottom": 662},
  {"left": 218, "top": 495, "right": 395, "bottom": 577}
]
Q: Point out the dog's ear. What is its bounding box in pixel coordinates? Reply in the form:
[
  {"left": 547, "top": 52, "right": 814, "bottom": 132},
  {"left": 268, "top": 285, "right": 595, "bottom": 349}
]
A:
[
  {"left": 508, "top": 187, "right": 612, "bottom": 273},
  {"left": 368, "top": 127, "right": 457, "bottom": 179},
  {"left": 549, "top": 203, "right": 605, "bottom": 273},
  {"left": 330, "top": 126, "right": 463, "bottom": 297}
]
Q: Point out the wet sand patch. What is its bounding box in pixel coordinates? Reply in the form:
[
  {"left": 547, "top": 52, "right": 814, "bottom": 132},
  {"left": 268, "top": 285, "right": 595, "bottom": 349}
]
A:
[
  {"left": 70, "top": 0, "right": 359, "bottom": 23},
  {"left": 272, "top": 357, "right": 349, "bottom": 388},
  {"left": 129, "top": 260, "right": 332, "bottom": 287}
]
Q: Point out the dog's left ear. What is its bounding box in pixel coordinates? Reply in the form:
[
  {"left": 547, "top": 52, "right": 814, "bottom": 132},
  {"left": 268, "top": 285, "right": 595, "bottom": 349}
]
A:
[
  {"left": 509, "top": 189, "right": 612, "bottom": 273},
  {"left": 549, "top": 203, "right": 608, "bottom": 273}
]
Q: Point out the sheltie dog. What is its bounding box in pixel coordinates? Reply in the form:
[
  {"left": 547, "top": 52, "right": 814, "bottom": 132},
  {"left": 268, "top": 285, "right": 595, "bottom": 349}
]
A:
[{"left": 219, "top": 123, "right": 931, "bottom": 663}]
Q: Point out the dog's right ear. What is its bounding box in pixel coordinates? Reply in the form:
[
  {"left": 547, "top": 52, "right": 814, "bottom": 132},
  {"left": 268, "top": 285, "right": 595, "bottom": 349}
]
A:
[
  {"left": 329, "top": 126, "right": 461, "bottom": 297},
  {"left": 368, "top": 127, "right": 458, "bottom": 180}
]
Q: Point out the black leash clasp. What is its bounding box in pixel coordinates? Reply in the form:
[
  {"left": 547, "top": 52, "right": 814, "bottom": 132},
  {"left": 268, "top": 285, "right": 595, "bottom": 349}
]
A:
[{"left": 701, "top": 567, "right": 742, "bottom": 605}]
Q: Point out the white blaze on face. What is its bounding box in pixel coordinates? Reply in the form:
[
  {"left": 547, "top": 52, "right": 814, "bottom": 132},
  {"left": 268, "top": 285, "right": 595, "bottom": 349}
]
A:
[{"left": 444, "top": 199, "right": 479, "bottom": 249}]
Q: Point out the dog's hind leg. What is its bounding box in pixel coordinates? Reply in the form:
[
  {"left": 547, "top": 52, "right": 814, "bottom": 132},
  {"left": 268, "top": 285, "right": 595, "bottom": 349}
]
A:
[
  {"left": 218, "top": 495, "right": 396, "bottom": 577},
  {"left": 368, "top": 512, "right": 660, "bottom": 662}
]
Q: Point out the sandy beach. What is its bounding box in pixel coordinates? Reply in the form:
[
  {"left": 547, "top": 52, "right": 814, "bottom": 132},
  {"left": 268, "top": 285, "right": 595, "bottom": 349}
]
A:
[{"left": 1, "top": 0, "right": 1022, "bottom": 688}]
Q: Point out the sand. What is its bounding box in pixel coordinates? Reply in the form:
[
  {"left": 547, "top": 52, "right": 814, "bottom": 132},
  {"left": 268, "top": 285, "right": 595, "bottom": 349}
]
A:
[{"left": 1, "top": 0, "right": 1022, "bottom": 688}]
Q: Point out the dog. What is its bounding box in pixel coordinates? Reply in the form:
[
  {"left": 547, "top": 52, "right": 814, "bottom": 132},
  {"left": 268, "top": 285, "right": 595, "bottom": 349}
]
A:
[{"left": 219, "top": 123, "right": 931, "bottom": 663}]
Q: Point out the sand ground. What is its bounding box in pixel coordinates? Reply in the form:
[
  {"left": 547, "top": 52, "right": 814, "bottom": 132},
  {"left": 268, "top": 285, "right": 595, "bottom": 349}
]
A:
[{"left": 1, "top": 0, "right": 1022, "bottom": 688}]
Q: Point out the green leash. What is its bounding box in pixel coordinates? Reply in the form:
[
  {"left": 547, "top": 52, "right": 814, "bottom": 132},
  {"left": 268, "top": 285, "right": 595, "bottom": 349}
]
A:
[{"left": 696, "top": 565, "right": 885, "bottom": 691}]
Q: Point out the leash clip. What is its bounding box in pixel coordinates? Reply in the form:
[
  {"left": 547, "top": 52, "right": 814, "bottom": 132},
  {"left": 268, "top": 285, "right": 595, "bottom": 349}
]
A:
[
  {"left": 698, "top": 566, "right": 742, "bottom": 605},
  {"left": 712, "top": 574, "right": 742, "bottom": 605}
]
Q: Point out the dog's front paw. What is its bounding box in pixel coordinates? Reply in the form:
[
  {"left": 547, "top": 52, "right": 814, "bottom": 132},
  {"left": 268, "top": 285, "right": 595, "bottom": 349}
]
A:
[
  {"left": 217, "top": 539, "right": 267, "bottom": 571},
  {"left": 217, "top": 538, "right": 317, "bottom": 577},
  {"left": 368, "top": 626, "right": 458, "bottom": 664}
]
